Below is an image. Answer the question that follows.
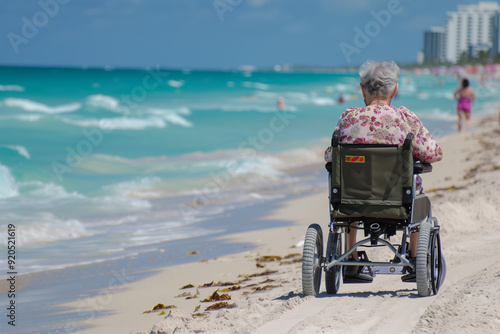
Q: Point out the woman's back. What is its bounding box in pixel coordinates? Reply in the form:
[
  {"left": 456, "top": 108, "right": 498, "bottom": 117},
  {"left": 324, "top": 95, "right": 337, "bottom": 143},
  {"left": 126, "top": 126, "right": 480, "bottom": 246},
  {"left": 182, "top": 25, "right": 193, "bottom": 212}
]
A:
[
  {"left": 456, "top": 86, "right": 475, "bottom": 100},
  {"left": 334, "top": 104, "right": 442, "bottom": 163}
]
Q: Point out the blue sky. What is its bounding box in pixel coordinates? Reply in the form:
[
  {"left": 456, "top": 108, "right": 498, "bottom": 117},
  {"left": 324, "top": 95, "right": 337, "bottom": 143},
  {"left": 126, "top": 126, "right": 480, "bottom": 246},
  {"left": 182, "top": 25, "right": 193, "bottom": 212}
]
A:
[{"left": 0, "top": 0, "right": 487, "bottom": 70}]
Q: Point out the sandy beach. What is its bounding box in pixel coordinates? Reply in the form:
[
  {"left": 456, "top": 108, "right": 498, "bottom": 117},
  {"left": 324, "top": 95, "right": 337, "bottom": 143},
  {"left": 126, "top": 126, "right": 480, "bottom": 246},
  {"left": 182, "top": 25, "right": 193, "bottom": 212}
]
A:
[
  {"left": 4, "top": 2, "right": 500, "bottom": 333},
  {"left": 47, "top": 113, "right": 499, "bottom": 334}
]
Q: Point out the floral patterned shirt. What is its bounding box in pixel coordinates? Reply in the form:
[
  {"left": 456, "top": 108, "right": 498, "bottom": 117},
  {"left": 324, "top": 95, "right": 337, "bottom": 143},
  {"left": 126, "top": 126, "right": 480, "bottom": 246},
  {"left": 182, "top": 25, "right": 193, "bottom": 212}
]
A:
[{"left": 324, "top": 105, "right": 443, "bottom": 163}]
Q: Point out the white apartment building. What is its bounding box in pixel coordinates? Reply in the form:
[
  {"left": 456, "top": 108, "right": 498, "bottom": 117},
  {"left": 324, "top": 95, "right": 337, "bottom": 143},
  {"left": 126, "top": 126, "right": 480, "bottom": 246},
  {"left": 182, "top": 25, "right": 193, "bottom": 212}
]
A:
[{"left": 444, "top": 1, "right": 500, "bottom": 63}]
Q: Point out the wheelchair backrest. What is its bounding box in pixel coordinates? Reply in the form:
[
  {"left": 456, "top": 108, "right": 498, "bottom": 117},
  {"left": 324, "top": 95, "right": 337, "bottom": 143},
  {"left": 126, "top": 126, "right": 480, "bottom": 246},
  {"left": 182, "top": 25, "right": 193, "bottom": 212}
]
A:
[{"left": 329, "top": 131, "right": 414, "bottom": 220}]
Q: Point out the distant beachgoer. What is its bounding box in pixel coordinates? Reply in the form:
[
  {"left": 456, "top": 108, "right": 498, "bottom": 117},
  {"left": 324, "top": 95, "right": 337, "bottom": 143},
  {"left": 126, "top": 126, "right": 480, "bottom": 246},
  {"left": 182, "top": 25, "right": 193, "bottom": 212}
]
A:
[
  {"left": 454, "top": 78, "right": 476, "bottom": 132},
  {"left": 277, "top": 97, "right": 285, "bottom": 110},
  {"left": 338, "top": 93, "right": 345, "bottom": 104}
]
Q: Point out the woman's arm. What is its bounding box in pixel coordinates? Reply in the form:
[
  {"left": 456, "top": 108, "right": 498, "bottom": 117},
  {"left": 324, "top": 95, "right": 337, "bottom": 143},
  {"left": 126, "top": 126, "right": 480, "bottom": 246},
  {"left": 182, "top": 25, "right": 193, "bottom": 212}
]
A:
[
  {"left": 324, "top": 108, "right": 353, "bottom": 162},
  {"left": 470, "top": 87, "right": 477, "bottom": 102},
  {"left": 401, "top": 107, "right": 443, "bottom": 163}
]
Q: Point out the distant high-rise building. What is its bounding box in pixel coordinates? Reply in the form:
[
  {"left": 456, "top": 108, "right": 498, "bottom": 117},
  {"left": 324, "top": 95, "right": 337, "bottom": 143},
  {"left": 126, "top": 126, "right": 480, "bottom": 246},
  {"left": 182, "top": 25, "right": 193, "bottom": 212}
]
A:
[
  {"left": 423, "top": 27, "right": 446, "bottom": 63},
  {"left": 444, "top": 1, "right": 500, "bottom": 63},
  {"left": 417, "top": 51, "right": 425, "bottom": 65}
]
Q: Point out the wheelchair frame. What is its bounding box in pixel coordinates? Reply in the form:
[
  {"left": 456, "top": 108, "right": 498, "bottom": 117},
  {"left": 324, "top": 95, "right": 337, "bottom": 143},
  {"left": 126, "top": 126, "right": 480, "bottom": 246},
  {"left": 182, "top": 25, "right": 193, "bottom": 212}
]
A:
[{"left": 302, "top": 132, "right": 445, "bottom": 297}]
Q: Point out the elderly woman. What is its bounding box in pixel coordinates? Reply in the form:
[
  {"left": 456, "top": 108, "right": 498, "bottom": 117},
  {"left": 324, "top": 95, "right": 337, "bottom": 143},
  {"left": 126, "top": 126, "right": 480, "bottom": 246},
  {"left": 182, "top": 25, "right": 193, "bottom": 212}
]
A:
[{"left": 324, "top": 60, "right": 443, "bottom": 281}]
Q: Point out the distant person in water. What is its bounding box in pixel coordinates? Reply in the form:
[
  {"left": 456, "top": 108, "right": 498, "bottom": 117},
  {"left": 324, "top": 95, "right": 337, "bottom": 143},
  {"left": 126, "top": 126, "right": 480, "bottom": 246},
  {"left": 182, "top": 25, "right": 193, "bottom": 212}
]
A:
[
  {"left": 277, "top": 97, "right": 286, "bottom": 110},
  {"left": 454, "top": 78, "right": 476, "bottom": 132},
  {"left": 338, "top": 93, "right": 345, "bottom": 104}
]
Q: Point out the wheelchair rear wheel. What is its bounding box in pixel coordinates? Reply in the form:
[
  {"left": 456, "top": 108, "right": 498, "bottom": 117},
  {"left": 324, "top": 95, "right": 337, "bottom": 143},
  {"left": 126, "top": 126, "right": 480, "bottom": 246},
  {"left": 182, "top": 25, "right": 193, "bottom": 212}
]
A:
[
  {"left": 325, "top": 231, "right": 342, "bottom": 294},
  {"left": 430, "top": 228, "right": 442, "bottom": 295},
  {"left": 416, "top": 222, "right": 434, "bottom": 296},
  {"left": 302, "top": 224, "right": 323, "bottom": 296}
]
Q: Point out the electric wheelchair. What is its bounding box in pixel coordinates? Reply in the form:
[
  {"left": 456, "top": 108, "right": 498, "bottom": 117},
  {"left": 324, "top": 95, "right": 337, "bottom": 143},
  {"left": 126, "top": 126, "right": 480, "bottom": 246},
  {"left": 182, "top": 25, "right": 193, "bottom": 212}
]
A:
[{"left": 302, "top": 130, "right": 445, "bottom": 297}]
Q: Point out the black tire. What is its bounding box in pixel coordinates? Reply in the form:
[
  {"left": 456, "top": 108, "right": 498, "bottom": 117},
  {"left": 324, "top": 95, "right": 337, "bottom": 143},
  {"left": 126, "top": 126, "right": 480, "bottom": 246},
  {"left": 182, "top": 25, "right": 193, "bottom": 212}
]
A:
[
  {"left": 430, "top": 229, "right": 442, "bottom": 295},
  {"left": 416, "top": 222, "right": 433, "bottom": 296},
  {"left": 302, "top": 224, "right": 323, "bottom": 296},
  {"left": 325, "top": 231, "right": 342, "bottom": 294}
]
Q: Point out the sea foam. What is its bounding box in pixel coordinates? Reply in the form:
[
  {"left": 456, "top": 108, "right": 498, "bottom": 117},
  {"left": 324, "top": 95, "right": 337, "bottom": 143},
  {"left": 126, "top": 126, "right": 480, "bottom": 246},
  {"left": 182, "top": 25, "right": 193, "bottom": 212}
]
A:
[
  {"left": 103, "top": 177, "right": 163, "bottom": 199},
  {"left": 418, "top": 108, "right": 456, "bottom": 122},
  {"left": 0, "top": 145, "right": 31, "bottom": 159},
  {"left": 3, "top": 98, "right": 81, "bottom": 114},
  {"left": 22, "top": 181, "right": 85, "bottom": 201},
  {"left": 147, "top": 108, "right": 193, "bottom": 127},
  {"left": 0, "top": 213, "right": 88, "bottom": 246},
  {"left": 0, "top": 84, "right": 25, "bottom": 92},
  {"left": 242, "top": 81, "right": 270, "bottom": 90},
  {"left": 168, "top": 80, "right": 185, "bottom": 88},
  {"left": 60, "top": 116, "right": 167, "bottom": 130},
  {"left": 0, "top": 164, "right": 19, "bottom": 199},
  {"left": 311, "top": 97, "right": 336, "bottom": 106},
  {"left": 86, "top": 94, "right": 128, "bottom": 113},
  {"left": 0, "top": 181, "right": 87, "bottom": 212},
  {"left": 0, "top": 114, "right": 44, "bottom": 122}
]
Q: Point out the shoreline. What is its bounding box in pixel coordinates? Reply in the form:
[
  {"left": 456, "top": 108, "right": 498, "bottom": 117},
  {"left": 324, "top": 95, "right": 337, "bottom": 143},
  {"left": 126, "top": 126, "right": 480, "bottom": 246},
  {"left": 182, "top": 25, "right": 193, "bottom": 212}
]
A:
[
  {"left": 2, "top": 184, "right": 323, "bottom": 333},
  {"left": 74, "top": 115, "right": 500, "bottom": 333},
  {"left": 0, "top": 95, "right": 490, "bottom": 277},
  {"left": 4, "top": 113, "right": 500, "bottom": 333},
  {"left": 140, "top": 113, "right": 499, "bottom": 334},
  {"left": 67, "top": 190, "right": 331, "bottom": 334}
]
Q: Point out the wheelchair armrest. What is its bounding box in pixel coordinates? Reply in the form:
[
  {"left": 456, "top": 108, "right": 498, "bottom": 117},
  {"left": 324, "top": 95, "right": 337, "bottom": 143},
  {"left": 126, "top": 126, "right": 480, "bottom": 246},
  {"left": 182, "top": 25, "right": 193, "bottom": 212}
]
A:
[{"left": 414, "top": 161, "right": 432, "bottom": 174}]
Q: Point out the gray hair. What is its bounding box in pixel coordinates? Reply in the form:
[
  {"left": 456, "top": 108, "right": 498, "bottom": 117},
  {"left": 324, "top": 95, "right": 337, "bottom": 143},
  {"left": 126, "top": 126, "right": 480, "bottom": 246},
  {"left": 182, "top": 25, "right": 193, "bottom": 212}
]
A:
[{"left": 359, "top": 60, "right": 400, "bottom": 97}]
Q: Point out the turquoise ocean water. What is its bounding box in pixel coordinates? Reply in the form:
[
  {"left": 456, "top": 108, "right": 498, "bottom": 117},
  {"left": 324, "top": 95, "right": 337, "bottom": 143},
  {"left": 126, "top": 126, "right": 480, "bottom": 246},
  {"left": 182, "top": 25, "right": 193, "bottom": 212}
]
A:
[{"left": 0, "top": 66, "right": 498, "bottom": 274}]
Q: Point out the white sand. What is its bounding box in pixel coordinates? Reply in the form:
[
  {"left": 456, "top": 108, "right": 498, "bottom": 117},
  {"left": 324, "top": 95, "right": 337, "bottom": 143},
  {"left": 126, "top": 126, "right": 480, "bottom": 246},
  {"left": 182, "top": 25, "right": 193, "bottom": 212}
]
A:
[{"left": 71, "top": 116, "right": 500, "bottom": 334}]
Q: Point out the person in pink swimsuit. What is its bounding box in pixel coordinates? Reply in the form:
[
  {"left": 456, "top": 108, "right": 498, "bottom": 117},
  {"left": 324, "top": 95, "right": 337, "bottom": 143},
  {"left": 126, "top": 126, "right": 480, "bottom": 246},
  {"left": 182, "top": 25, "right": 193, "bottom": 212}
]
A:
[{"left": 454, "top": 78, "right": 476, "bottom": 132}]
